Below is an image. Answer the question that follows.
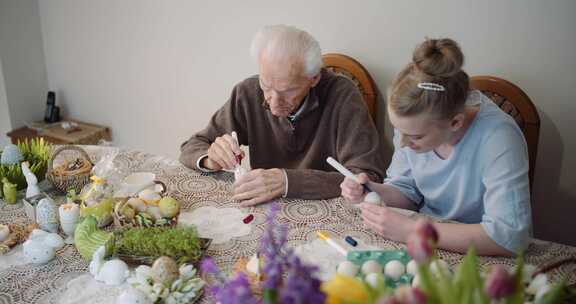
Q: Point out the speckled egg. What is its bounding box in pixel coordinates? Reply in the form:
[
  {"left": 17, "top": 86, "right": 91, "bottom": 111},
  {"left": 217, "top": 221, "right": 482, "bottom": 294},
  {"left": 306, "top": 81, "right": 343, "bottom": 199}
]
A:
[
  {"left": 361, "top": 260, "right": 382, "bottom": 275},
  {"left": 384, "top": 260, "right": 405, "bottom": 280},
  {"left": 337, "top": 260, "right": 359, "bottom": 277},
  {"left": 151, "top": 256, "right": 179, "bottom": 286}
]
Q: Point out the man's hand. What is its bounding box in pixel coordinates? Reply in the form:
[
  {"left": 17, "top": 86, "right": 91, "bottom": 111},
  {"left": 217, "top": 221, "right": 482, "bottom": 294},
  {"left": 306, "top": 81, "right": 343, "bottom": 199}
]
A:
[
  {"left": 233, "top": 168, "right": 285, "bottom": 207},
  {"left": 203, "top": 133, "right": 243, "bottom": 171},
  {"left": 340, "top": 173, "right": 370, "bottom": 204},
  {"left": 360, "top": 203, "right": 416, "bottom": 242}
]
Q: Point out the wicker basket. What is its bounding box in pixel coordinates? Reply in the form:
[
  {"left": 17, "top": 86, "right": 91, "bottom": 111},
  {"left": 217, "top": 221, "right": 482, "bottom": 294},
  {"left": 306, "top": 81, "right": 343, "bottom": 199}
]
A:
[
  {"left": 46, "top": 145, "right": 93, "bottom": 194},
  {"left": 112, "top": 181, "right": 174, "bottom": 228}
]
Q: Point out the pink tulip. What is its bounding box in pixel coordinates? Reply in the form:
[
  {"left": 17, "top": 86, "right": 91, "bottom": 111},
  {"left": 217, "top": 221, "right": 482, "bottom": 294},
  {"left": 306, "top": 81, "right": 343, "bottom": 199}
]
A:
[
  {"left": 484, "top": 265, "right": 516, "bottom": 299},
  {"left": 415, "top": 219, "right": 439, "bottom": 244},
  {"left": 395, "top": 286, "right": 427, "bottom": 304},
  {"left": 407, "top": 219, "right": 438, "bottom": 264}
]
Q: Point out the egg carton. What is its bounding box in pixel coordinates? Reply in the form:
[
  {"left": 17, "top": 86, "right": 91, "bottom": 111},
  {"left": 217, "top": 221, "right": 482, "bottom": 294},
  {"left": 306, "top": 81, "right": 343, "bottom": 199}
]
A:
[{"left": 343, "top": 249, "right": 414, "bottom": 288}]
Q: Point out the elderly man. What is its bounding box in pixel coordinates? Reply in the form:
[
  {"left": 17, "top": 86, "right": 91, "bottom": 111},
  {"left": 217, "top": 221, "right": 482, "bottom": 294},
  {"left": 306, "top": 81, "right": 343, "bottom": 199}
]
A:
[{"left": 179, "top": 24, "right": 385, "bottom": 206}]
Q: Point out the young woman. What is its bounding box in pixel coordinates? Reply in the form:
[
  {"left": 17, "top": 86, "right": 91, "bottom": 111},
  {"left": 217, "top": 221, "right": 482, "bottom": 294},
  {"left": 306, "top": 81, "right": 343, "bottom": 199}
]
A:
[{"left": 341, "top": 38, "right": 531, "bottom": 256}]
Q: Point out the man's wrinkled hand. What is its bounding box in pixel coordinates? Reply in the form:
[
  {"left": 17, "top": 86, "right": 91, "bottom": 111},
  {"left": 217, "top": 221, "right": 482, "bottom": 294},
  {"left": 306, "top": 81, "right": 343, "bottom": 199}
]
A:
[
  {"left": 233, "top": 168, "right": 285, "bottom": 207},
  {"left": 204, "top": 133, "right": 243, "bottom": 171}
]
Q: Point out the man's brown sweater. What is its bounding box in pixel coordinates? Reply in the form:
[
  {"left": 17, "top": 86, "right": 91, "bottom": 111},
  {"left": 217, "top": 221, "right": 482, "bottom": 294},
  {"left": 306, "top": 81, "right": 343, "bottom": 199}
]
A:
[{"left": 179, "top": 69, "right": 386, "bottom": 199}]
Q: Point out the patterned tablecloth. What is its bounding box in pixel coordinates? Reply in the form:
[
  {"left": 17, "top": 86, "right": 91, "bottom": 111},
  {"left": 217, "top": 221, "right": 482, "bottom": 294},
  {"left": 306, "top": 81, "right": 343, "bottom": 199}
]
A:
[{"left": 1, "top": 146, "right": 575, "bottom": 303}]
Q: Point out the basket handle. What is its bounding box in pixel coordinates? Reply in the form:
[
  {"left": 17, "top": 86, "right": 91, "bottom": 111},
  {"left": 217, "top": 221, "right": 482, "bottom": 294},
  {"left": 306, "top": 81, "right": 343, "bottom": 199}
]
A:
[
  {"left": 154, "top": 180, "right": 168, "bottom": 195},
  {"left": 47, "top": 145, "right": 93, "bottom": 175}
]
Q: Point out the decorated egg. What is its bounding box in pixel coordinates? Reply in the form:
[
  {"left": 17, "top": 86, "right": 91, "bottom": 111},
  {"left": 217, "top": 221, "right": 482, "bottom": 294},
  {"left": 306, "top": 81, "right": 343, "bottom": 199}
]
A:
[
  {"left": 361, "top": 260, "right": 382, "bottom": 275},
  {"left": 151, "top": 256, "right": 179, "bottom": 286},
  {"left": 127, "top": 198, "right": 147, "bottom": 212},
  {"left": 406, "top": 259, "right": 418, "bottom": 276},
  {"left": 138, "top": 189, "right": 161, "bottom": 205},
  {"left": 384, "top": 260, "right": 405, "bottom": 280},
  {"left": 337, "top": 260, "right": 359, "bottom": 277}
]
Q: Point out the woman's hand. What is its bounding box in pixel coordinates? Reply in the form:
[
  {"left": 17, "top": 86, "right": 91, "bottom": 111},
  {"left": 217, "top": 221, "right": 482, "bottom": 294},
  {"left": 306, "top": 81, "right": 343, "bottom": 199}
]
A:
[{"left": 360, "top": 203, "right": 416, "bottom": 242}]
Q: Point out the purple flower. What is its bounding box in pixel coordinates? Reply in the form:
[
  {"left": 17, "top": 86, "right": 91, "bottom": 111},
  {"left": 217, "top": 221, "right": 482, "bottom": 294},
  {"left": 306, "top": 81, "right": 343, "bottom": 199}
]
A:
[
  {"left": 414, "top": 219, "right": 438, "bottom": 245},
  {"left": 200, "top": 258, "right": 219, "bottom": 275},
  {"left": 485, "top": 265, "right": 516, "bottom": 300},
  {"left": 278, "top": 254, "right": 326, "bottom": 304},
  {"left": 212, "top": 272, "right": 260, "bottom": 304}
]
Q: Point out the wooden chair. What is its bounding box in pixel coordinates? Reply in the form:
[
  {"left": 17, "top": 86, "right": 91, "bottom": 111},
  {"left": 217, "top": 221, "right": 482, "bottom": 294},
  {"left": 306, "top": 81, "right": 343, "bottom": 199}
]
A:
[
  {"left": 322, "top": 53, "right": 377, "bottom": 120},
  {"left": 470, "top": 76, "right": 540, "bottom": 189}
]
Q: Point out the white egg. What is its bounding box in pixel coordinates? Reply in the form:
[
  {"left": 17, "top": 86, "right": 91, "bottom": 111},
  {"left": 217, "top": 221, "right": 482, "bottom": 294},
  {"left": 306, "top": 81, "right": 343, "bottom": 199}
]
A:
[
  {"left": 337, "top": 260, "right": 360, "bottom": 277},
  {"left": 406, "top": 259, "right": 418, "bottom": 276},
  {"left": 365, "top": 272, "right": 382, "bottom": 288},
  {"left": 430, "top": 259, "right": 450, "bottom": 276},
  {"left": 96, "top": 259, "right": 130, "bottom": 286},
  {"left": 364, "top": 192, "right": 381, "bottom": 205},
  {"left": 361, "top": 260, "right": 382, "bottom": 275},
  {"left": 138, "top": 189, "right": 161, "bottom": 205},
  {"left": 412, "top": 274, "right": 421, "bottom": 287},
  {"left": 384, "top": 260, "right": 406, "bottom": 280}
]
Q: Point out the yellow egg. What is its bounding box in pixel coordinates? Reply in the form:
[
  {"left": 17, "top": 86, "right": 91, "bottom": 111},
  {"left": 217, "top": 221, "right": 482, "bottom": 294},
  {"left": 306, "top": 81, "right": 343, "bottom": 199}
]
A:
[
  {"left": 138, "top": 189, "right": 161, "bottom": 206},
  {"left": 151, "top": 256, "right": 179, "bottom": 286}
]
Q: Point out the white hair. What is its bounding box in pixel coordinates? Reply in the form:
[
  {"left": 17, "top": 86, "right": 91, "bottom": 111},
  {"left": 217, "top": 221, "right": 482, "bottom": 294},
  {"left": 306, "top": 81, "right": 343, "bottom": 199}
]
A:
[{"left": 250, "top": 24, "right": 322, "bottom": 78}]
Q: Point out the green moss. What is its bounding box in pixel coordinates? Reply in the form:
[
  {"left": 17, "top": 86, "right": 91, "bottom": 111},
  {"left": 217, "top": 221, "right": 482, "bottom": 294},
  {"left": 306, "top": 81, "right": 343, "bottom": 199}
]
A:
[{"left": 113, "top": 227, "right": 203, "bottom": 263}]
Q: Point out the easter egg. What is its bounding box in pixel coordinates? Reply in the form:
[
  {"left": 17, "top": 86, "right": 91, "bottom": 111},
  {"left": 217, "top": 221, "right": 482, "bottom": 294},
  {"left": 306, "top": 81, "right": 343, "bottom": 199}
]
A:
[
  {"left": 158, "top": 196, "right": 180, "bottom": 218},
  {"left": 138, "top": 189, "right": 161, "bottom": 205},
  {"left": 127, "top": 198, "right": 147, "bottom": 212},
  {"left": 151, "top": 256, "right": 179, "bottom": 286}
]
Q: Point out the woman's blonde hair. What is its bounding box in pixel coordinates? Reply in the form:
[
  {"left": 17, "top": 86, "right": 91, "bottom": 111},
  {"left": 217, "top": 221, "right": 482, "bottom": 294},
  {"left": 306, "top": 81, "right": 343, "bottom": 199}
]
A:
[{"left": 389, "top": 38, "right": 469, "bottom": 120}]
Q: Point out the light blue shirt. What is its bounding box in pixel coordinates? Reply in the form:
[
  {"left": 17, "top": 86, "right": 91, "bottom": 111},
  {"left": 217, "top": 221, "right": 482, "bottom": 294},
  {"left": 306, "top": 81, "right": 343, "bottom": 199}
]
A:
[{"left": 385, "top": 91, "right": 532, "bottom": 252}]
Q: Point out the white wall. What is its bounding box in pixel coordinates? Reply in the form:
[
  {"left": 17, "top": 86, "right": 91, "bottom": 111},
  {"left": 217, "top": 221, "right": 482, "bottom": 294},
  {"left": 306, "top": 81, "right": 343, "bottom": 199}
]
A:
[
  {"left": 0, "top": 0, "right": 48, "bottom": 136},
  {"left": 36, "top": 0, "right": 576, "bottom": 245},
  {"left": 0, "top": 57, "right": 11, "bottom": 147}
]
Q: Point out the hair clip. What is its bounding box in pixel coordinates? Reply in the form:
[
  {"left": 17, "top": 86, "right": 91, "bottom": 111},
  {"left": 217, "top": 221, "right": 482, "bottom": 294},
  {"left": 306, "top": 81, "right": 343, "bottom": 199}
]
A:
[{"left": 417, "top": 82, "right": 445, "bottom": 91}]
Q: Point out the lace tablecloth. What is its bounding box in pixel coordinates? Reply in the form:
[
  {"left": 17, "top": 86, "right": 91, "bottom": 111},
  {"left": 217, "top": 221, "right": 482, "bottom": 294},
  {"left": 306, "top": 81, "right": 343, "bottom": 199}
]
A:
[{"left": 1, "top": 146, "right": 575, "bottom": 304}]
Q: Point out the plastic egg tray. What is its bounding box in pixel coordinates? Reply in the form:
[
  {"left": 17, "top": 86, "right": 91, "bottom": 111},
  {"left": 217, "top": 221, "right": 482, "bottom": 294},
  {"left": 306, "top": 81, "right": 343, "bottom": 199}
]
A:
[{"left": 346, "top": 249, "right": 413, "bottom": 288}]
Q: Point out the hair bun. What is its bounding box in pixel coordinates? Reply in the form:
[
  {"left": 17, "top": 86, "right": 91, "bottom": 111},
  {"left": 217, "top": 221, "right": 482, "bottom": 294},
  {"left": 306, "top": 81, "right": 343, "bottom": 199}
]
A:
[{"left": 412, "top": 38, "right": 464, "bottom": 78}]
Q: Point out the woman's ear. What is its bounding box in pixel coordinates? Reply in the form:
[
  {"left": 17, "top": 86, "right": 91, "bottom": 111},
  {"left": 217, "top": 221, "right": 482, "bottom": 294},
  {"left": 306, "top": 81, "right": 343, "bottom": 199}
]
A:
[{"left": 450, "top": 113, "right": 465, "bottom": 131}]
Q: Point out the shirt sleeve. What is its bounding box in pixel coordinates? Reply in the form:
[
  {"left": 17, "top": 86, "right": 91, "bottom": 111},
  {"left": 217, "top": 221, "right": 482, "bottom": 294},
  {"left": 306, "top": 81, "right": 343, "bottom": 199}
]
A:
[
  {"left": 179, "top": 83, "right": 248, "bottom": 170},
  {"left": 480, "top": 123, "right": 532, "bottom": 253},
  {"left": 384, "top": 130, "right": 423, "bottom": 207}
]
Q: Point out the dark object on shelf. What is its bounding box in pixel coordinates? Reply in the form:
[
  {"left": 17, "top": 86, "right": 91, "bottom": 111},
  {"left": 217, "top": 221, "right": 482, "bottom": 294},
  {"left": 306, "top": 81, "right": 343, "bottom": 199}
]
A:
[{"left": 44, "top": 91, "right": 61, "bottom": 123}]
